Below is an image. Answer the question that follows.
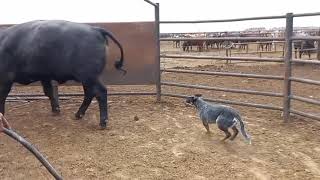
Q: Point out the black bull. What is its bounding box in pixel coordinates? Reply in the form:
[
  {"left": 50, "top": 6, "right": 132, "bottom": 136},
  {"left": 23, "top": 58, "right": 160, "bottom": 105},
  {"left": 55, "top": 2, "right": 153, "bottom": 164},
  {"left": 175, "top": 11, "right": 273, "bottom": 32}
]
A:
[
  {"left": 293, "top": 40, "right": 315, "bottom": 59},
  {"left": 0, "top": 20, "right": 125, "bottom": 128}
]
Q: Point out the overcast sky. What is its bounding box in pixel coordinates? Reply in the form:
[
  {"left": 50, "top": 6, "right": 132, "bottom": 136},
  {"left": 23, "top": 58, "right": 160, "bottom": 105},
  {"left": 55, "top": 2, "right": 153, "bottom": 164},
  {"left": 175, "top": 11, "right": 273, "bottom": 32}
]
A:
[{"left": 0, "top": 0, "right": 319, "bottom": 33}]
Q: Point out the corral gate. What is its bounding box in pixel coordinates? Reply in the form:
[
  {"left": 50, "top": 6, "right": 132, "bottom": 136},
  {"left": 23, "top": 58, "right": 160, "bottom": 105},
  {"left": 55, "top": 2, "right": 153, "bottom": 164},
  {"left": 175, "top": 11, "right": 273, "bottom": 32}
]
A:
[{"left": 144, "top": 0, "right": 320, "bottom": 122}]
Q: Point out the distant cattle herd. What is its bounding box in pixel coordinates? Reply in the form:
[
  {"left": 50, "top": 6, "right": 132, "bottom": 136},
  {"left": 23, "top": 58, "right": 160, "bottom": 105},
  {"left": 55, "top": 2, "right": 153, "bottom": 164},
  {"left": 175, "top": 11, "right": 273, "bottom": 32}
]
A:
[{"left": 168, "top": 32, "right": 318, "bottom": 59}]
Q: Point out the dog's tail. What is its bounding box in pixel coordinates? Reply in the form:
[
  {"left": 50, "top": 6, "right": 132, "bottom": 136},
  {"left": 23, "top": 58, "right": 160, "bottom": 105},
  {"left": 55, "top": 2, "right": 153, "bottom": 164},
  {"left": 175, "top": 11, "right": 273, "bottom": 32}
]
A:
[{"left": 237, "top": 118, "right": 251, "bottom": 144}]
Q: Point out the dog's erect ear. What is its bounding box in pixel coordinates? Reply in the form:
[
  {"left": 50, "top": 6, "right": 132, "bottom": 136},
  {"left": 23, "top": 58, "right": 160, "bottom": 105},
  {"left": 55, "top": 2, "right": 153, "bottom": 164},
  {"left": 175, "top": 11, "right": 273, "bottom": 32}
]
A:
[
  {"left": 194, "top": 94, "right": 202, "bottom": 97},
  {"left": 186, "top": 96, "right": 197, "bottom": 104}
]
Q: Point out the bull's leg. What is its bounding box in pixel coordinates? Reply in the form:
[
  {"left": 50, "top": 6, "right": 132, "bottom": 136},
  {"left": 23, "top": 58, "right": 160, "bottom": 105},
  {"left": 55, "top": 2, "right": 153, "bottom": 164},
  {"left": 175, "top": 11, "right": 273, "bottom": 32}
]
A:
[
  {"left": 94, "top": 82, "right": 108, "bottom": 129},
  {"left": 41, "top": 80, "right": 60, "bottom": 114},
  {"left": 0, "top": 82, "right": 13, "bottom": 114},
  {"left": 75, "top": 85, "right": 95, "bottom": 119}
]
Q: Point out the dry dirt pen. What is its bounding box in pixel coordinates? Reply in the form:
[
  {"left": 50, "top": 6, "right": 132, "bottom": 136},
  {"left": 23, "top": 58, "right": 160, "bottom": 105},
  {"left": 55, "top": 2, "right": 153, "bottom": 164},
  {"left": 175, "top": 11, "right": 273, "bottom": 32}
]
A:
[
  {"left": 1, "top": 48, "right": 320, "bottom": 180},
  {"left": 1, "top": 7, "right": 320, "bottom": 180}
]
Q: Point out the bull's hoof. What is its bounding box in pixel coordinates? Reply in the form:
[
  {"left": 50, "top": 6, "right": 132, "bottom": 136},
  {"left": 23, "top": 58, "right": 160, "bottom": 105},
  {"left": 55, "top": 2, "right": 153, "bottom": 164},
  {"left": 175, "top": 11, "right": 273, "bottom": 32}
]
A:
[
  {"left": 52, "top": 108, "right": 61, "bottom": 116},
  {"left": 99, "top": 122, "right": 108, "bottom": 130},
  {"left": 75, "top": 112, "right": 84, "bottom": 120}
]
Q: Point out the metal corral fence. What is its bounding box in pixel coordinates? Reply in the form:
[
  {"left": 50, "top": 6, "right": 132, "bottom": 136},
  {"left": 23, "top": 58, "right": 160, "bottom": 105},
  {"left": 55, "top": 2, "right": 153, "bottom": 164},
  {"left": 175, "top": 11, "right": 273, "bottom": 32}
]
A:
[
  {"left": 4, "top": 1, "right": 320, "bottom": 124},
  {"left": 145, "top": 1, "right": 320, "bottom": 122}
]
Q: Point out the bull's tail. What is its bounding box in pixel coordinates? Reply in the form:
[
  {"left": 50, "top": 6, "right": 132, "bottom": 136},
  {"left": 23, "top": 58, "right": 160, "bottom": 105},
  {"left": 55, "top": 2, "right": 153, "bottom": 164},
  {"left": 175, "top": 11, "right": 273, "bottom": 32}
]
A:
[
  {"left": 236, "top": 118, "right": 251, "bottom": 144},
  {"left": 94, "top": 27, "right": 126, "bottom": 75}
]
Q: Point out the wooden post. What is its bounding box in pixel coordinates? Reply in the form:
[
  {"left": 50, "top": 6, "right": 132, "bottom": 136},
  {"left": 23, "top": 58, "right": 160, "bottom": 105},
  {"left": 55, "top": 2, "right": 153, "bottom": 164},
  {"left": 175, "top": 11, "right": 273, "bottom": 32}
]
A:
[{"left": 283, "top": 13, "right": 293, "bottom": 122}]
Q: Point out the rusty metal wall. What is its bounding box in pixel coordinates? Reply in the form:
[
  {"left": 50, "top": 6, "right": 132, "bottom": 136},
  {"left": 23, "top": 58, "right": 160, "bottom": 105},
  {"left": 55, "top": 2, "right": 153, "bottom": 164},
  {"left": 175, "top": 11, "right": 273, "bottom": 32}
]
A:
[
  {"left": 0, "top": 21, "right": 158, "bottom": 85},
  {"left": 88, "top": 22, "right": 157, "bottom": 85}
]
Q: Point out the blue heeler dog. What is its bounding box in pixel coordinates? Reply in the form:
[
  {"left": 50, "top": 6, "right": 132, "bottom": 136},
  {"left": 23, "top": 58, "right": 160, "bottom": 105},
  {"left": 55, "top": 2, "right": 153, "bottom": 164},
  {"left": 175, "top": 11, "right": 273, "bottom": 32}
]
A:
[{"left": 186, "top": 94, "right": 251, "bottom": 144}]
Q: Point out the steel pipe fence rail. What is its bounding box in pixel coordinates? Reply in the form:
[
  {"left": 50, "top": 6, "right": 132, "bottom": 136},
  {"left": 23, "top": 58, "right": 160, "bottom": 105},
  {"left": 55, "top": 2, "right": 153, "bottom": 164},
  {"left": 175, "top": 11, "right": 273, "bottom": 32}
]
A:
[
  {"left": 293, "top": 12, "right": 320, "bottom": 17},
  {"left": 235, "top": 41, "right": 285, "bottom": 44},
  {"left": 162, "top": 81, "right": 283, "bottom": 97},
  {"left": 291, "top": 36, "right": 320, "bottom": 41},
  {"left": 294, "top": 48, "right": 317, "bottom": 51},
  {"left": 160, "top": 37, "right": 285, "bottom": 41},
  {"left": 290, "top": 109, "right": 320, "bottom": 121},
  {"left": 233, "top": 51, "right": 285, "bottom": 55},
  {"left": 162, "top": 93, "right": 283, "bottom": 111},
  {"left": 7, "top": 97, "right": 71, "bottom": 101},
  {"left": 290, "top": 77, "right": 320, "bottom": 86},
  {"left": 290, "top": 95, "right": 320, "bottom": 106},
  {"left": 162, "top": 69, "right": 284, "bottom": 80},
  {"left": 160, "top": 15, "right": 287, "bottom": 24},
  {"left": 144, "top": 0, "right": 157, "bottom": 6},
  {"left": 291, "top": 59, "right": 320, "bottom": 65},
  {"left": 161, "top": 54, "right": 284, "bottom": 62},
  {"left": 8, "top": 92, "right": 157, "bottom": 97}
]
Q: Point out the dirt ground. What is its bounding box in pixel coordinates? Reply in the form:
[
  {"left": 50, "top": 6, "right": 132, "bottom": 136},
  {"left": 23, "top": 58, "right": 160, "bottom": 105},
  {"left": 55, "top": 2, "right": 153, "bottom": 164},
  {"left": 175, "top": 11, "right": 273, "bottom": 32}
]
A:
[{"left": 1, "top": 42, "right": 320, "bottom": 180}]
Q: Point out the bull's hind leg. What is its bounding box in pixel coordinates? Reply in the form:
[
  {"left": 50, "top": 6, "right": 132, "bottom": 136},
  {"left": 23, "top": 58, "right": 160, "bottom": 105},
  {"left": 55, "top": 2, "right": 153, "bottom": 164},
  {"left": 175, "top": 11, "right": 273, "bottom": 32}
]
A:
[
  {"left": 76, "top": 80, "right": 108, "bottom": 129},
  {"left": 0, "top": 82, "right": 13, "bottom": 114},
  {"left": 94, "top": 82, "right": 108, "bottom": 129},
  {"left": 75, "top": 85, "right": 95, "bottom": 119},
  {"left": 41, "top": 81, "right": 60, "bottom": 114},
  {"left": 229, "top": 126, "right": 239, "bottom": 141}
]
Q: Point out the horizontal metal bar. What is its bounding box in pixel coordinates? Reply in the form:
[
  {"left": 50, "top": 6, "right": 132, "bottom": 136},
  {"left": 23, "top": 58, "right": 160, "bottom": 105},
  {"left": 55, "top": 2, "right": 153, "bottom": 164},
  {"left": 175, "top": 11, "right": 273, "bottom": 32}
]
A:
[
  {"left": 160, "top": 15, "right": 286, "bottom": 24},
  {"left": 8, "top": 92, "right": 157, "bottom": 97},
  {"left": 290, "top": 77, "right": 320, "bottom": 86},
  {"left": 234, "top": 41, "right": 285, "bottom": 44},
  {"left": 162, "top": 93, "right": 283, "bottom": 111},
  {"left": 144, "top": 0, "right": 157, "bottom": 7},
  {"left": 162, "top": 81, "right": 283, "bottom": 97},
  {"left": 291, "top": 36, "right": 320, "bottom": 41},
  {"left": 161, "top": 54, "right": 284, "bottom": 62},
  {"left": 295, "top": 48, "right": 317, "bottom": 51},
  {"left": 162, "top": 69, "right": 284, "bottom": 80},
  {"left": 293, "top": 12, "right": 320, "bottom": 17},
  {"left": 290, "top": 109, "right": 320, "bottom": 121},
  {"left": 160, "top": 37, "right": 284, "bottom": 41},
  {"left": 290, "top": 95, "right": 320, "bottom": 106},
  {"left": 291, "top": 59, "right": 320, "bottom": 65},
  {"left": 7, "top": 97, "right": 70, "bottom": 101}
]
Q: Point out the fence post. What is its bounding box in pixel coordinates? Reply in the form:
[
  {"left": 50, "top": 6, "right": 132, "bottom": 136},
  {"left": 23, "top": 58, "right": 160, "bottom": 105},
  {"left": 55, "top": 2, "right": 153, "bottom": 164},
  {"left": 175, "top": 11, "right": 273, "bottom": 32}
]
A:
[
  {"left": 144, "top": 0, "right": 161, "bottom": 102},
  {"left": 283, "top": 13, "right": 293, "bottom": 122},
  {"left": 317, "top": 29, "right": 320, "bottom": 60},
  {"left": 155, "top": 3, "right": 161, "bottom": 102}
]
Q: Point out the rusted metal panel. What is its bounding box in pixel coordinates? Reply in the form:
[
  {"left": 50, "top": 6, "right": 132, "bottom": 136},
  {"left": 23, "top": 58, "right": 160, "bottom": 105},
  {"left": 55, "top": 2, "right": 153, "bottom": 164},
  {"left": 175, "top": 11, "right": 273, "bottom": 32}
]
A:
[
  {"left": 88, "top": 22, "right": 157, "bottom": 85},
  {"left": 0, "top": 21, "right": 157, "bottom": 85}
]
